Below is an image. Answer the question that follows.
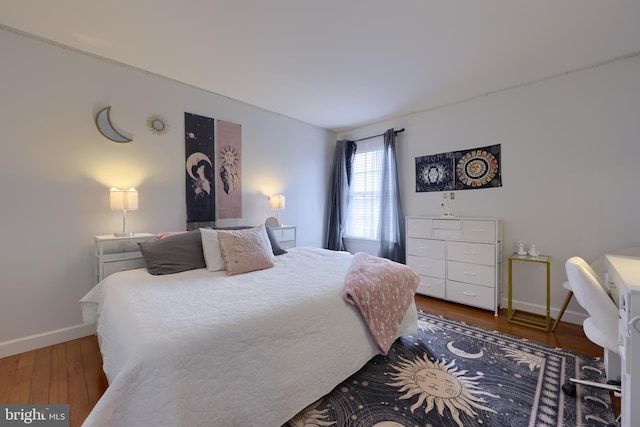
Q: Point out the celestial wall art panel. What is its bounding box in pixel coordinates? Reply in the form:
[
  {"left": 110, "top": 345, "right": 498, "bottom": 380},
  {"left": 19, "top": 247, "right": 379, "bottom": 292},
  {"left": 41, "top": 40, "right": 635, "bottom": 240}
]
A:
[
  {"left": 454, "top": 144, "right": 502, "bottom": 190},
  {"left": 215, "top": 120, "right": 242, "bottom": 219},
  {"left": 415, "top": 144, "right": 502, "bottom": 192},
  {"left": 185, "top": 112, "right": 215, "bottom": 227},
  {"left": 415, "top": 152, "right": 455, "bottom": 192}
]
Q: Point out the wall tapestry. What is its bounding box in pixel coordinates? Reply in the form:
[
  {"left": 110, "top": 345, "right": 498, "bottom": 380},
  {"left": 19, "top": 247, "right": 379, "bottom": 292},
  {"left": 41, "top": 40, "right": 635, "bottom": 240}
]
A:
[
  {"left": 416, "top": 144, "right": 502, "bottom": 192},
  {"left": 215, "top": 120, "right": 242, "bottom": 219},
  {"left": 185, "top": 112, "right": 215, "bottom": 229},
  {"left": 415, "top": 152, "right": 455, "bottom": 192}
]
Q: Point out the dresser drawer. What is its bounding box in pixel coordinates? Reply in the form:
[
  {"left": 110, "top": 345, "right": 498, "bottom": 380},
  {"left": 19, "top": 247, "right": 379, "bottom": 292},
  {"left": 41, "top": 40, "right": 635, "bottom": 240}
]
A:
[
  {"left": 447, "top": 241, "right": 495, "bottom": 266},
  {"left": 272, "top": 227, "right": 296, "bottom": 241},
  {"left": 446, "top": 280, "right": 495, "bottom": 311},
  {"left": 416, "top": 276, "right": 446, "bottom": 299},
  {"left": 407, "top": 218, "right": 432, "bottom": 238},
  {"left": 407, "top": 255, "right": 446, "bottom": 278},
  {"left": 433, "top": 219, "right": 460, "bottom": 230},
  {"left": 433, "top": 229, "right": 461, "bottom": 240},
  {"left": 103, "top": 256, "right": 147, "bottom": 277},
  {"left": 447, "top": 260, "right": 495, "bottom": 287},
  {"left": 279, "top": 240, "right": 296, "bottom": 249},
  {"left": 462, "top": 220, "right": 496, "bottom": 242},
  {"left": 407, "top": 238, "right": 445, "bottom": 258}
]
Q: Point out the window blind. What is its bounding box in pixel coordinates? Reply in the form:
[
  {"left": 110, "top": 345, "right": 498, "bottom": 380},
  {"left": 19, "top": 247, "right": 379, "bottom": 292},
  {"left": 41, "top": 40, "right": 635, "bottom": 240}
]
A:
[{"left": 345, "top": 137, "right": 383, "bottom": 239}]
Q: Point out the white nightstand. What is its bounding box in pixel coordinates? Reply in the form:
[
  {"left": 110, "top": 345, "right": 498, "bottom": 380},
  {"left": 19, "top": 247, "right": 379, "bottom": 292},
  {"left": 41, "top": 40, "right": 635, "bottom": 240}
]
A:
[
  {"left": 95, "top": 233, "right": 156, "bottom": 283},
  {"left": 270, "top": 225, "right": 296, "bottom": 249}
]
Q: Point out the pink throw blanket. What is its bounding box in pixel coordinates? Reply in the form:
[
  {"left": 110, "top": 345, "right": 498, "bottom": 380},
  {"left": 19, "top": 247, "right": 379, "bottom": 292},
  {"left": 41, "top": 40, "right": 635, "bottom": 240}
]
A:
[{"left": 343, "top": 252, "right": 419, "bottom": 355}]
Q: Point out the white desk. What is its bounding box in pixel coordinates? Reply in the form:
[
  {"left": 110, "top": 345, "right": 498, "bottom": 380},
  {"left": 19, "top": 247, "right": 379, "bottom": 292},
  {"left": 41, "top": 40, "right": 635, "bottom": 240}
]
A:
[{"left": 605, "top": 254, "right": 640, "bottom": 426}]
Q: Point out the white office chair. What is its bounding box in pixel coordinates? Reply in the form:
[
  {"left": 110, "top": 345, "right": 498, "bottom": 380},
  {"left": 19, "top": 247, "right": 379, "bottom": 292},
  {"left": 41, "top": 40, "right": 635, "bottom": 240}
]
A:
[
  {"left": 553, "top": 247, "right": 640, "bottom": 332},
  {"left": 562, "top": 257, "right": 621, "bottom": 398}
]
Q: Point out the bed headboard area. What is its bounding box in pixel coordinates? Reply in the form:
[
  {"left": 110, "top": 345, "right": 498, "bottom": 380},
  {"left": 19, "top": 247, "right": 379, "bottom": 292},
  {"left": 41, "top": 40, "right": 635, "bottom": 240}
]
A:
[{"left": 139, "top": 225, "right": 287, "bottom": 276}]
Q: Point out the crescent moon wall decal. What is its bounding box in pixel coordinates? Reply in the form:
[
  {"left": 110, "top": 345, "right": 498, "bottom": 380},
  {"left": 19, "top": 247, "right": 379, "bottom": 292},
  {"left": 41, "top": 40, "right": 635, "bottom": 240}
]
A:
[
  {"left": 185, "top": 152, "right": 212, "bottom": 180},
  {"left": 95, "top": 106, "right": 133, "bottom": 143}
]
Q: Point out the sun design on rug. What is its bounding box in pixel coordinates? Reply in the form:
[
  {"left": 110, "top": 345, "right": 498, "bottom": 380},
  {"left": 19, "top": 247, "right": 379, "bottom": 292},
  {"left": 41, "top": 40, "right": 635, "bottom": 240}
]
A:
[
  {"left": 286, "top": 399, "right": 335, "bottom": 427},
  {"left": 417, "top": 318, "right": 445, "bottom": 333},
  {"left": 502, "top": 347, "right": 544, "bottom": 371},
  {"left": 386, "top": 354, "right": 498, "bottom": 427}
]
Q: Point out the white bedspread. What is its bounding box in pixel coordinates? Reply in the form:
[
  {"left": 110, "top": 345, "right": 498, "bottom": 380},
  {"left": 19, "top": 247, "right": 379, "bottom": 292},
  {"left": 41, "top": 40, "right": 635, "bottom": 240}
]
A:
[{"left": 80, "top": 247, "right": 417, "bottom": 427}]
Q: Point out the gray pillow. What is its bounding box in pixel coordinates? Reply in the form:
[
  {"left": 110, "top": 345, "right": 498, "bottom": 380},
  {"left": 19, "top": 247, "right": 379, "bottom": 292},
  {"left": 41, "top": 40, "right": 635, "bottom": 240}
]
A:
[
  {"left": 265, "top": 225, "right": 288, "bottom": 255},
  {"left": 138, "top": 230, "right": 205, "bottom": 275}
]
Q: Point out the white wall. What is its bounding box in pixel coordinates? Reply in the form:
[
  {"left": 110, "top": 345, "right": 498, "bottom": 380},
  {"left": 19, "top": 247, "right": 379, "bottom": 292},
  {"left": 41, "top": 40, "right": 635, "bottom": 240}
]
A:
[
  {"left": 340, "top": 54, "right": 640, "bottom": 324},
  {"left": 0, "top": 28, "right": 335, "bottom": 355}
]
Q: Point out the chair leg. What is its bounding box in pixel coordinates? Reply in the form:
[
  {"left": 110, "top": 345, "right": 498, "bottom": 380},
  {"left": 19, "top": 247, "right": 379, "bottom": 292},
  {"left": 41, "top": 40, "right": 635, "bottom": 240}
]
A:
[
  {"left": 552, "top": 290, "right": 573, "bottom": 332},
  {"left": 568, "top": 378, "right": 622, "bottom": 393}
]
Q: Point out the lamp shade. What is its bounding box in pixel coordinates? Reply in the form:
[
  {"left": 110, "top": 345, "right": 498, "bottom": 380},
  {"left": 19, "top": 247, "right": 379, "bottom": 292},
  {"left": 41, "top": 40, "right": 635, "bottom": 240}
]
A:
[
  {"left": 269, "top": 195, "right": 285, "bottom": 210},
  {"left": 110, "top": 188, "right": 138, "bottom": 211}
]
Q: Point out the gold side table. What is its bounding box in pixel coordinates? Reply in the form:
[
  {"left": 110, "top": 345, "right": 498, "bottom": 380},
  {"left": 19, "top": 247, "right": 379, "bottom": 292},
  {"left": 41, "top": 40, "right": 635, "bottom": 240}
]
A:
[{"left": 508, "top": 253, "right": 552, "bottom": 331}]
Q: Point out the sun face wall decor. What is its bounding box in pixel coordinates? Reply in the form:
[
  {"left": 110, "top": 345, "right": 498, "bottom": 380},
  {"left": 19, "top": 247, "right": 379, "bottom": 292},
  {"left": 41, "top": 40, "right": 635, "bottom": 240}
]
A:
[
  {"left": 416, "top": 144, "right": 502, "bottom": 192},
  {"left": 147, "top": 114, "right": 169, "bottom": 135},
  {"left": 215, "top": 120, "right": 242, "bottom": 220}
]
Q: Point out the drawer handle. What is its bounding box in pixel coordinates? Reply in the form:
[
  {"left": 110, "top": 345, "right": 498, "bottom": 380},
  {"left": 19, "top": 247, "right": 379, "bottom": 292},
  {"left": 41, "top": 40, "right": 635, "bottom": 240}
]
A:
[
  {"left": 462, "top": 291, "right": 478, "bottom": 297},
  {"left": 420, "top": 265, "right": 432, "bottom": 269},
  {"left": 463, "top": 250, "right": 477, "bottom": 255},
  {"left": 423, "top": 283, "right": 432, "bottom": 287},
  {"left": 120, "top": 266, "right": 139, "bottom": 271},
  {"left": 463, "top": 271, "right": 477, "bottom": 276},
  {"left": 419, "top": 246, "right": 432, "bottom": 250}
]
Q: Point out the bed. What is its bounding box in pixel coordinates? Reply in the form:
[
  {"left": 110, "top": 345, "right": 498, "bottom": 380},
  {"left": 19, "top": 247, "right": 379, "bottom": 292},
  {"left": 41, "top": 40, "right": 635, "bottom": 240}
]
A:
[{"left": 80, "top": 228, "right": 418, "bottom": 427}]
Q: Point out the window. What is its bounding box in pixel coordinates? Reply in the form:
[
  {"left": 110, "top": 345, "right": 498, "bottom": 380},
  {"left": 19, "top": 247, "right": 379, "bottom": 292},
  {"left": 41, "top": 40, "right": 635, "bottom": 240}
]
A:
[{"left": 345, "top": 137, "right": 383, "bottom": 240}]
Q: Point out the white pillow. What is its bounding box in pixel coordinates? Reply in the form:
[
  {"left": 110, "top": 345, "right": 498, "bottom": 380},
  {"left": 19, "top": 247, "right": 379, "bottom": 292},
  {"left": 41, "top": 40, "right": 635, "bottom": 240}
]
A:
[
  {"left": 200, "top": 228, "right": 226, "bottom": 271},
  {"left": 256, "top": 224, "right": 275, "bottom": 261}
]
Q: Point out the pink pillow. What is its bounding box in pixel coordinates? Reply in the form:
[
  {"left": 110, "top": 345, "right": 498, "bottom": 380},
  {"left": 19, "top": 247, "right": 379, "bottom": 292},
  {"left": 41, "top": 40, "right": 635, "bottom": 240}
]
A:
[
  {"left": 157, "top": 231, "right": 188, "bottom": 240},
  {"left": 217, "top": 227, "right": 274, "bottom": 276}
]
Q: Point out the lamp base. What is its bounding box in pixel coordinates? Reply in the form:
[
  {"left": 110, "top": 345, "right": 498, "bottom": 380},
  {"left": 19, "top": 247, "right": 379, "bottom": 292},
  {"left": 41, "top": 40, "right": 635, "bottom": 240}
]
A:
[{"left": 114, "top": 232, "right": 135, "bottom": 237}]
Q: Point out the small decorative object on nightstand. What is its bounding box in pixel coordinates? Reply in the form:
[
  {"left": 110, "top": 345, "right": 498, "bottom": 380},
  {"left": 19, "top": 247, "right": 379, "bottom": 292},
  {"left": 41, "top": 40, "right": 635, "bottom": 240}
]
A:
[
  {"left": 517, "top": 241, "right": 527, "bottom": 256},
  {"left": 95, "top": 233, "right": 156, "bottom": 283},
  {"left": 269, "top": 225, "right": 296, "bottom": 249}
]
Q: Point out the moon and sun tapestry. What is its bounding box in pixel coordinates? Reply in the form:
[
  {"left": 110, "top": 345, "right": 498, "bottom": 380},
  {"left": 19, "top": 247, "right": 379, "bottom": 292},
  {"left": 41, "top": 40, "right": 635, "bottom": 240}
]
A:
[
  {"left": 185, "top": 113, "right": 242, "bottom": 229},
  {"left": 415, "top": 144, "right": 502, "bottom": 193}
]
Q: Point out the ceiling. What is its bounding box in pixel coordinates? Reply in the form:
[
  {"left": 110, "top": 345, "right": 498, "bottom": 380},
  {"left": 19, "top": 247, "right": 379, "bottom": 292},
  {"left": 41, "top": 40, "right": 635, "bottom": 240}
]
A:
[{"left": 2, "top": 1, "right": 640, "bottom": 132}]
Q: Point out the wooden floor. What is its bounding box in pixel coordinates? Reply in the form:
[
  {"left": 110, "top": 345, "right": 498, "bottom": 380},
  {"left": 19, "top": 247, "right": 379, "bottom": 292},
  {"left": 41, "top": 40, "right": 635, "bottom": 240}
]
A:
[{"left": 0, "top": 295, "right": 614, "bottom": 426}]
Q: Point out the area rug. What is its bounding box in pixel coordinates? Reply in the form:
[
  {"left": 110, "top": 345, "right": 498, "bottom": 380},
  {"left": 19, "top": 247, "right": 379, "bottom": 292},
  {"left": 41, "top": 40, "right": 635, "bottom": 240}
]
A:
[{"left": 285, "top": 311, "right": 615, "bottom": 427}]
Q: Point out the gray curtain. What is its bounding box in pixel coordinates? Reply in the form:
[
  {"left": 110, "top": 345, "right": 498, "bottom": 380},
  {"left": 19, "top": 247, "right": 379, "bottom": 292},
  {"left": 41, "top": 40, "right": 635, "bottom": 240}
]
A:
[
  {"left": 324, "top": 140, "right": 357, "bottom": 251},
  {"left": 378, "top": 129, "right": 405, "bottom": 263}
]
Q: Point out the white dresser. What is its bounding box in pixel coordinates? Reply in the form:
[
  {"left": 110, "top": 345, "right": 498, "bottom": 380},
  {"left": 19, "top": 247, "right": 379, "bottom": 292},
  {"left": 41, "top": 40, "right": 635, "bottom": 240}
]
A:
[
  {"left": 605, "top": 254, "right": 640, "bottom": 426},
  {"left": 406, "top": 216, "right": 502, "bottom": 314}
]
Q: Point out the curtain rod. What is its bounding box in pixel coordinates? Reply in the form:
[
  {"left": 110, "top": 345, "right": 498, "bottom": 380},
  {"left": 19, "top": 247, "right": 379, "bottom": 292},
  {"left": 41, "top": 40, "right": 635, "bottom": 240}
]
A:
[{"left": 352, "top": 128, "right": 405, "bottom": 143}]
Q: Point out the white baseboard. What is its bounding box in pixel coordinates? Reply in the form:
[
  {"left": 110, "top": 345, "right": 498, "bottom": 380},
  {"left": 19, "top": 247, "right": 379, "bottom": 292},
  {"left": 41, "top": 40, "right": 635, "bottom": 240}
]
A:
[
  {"left": 501, "top": 298, "right": 587, "bottom": 327},
  {"left": 0, "top": 323, "right": 97, "bottom": 358}
]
